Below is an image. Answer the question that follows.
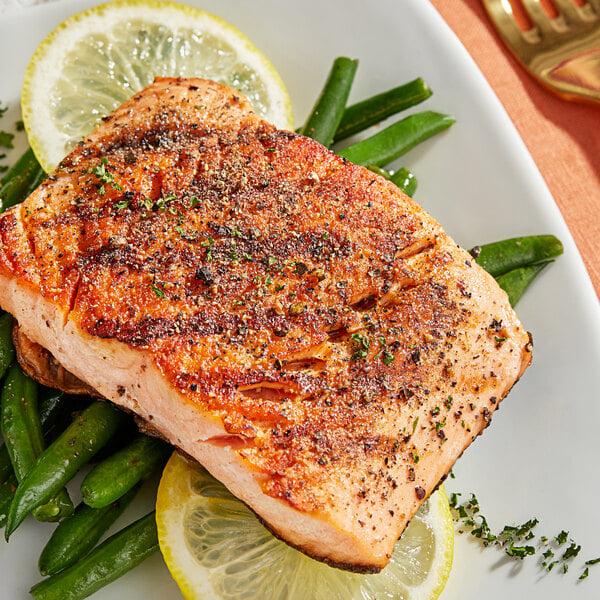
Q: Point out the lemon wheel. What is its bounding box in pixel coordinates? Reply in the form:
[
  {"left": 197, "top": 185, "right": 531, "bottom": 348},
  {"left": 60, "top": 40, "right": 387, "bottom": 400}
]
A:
[
  {"left": 22, "top": 0, "right": 294, "bottom": 172},
  {"left": 156, "top": 452, "right": 454, "bottom": 600}
]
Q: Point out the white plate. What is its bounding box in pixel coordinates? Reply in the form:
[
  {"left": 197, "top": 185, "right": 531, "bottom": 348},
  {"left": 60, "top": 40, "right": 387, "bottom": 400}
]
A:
[{"left": 1, "top": 1, "right": 599, "bottom": 599}]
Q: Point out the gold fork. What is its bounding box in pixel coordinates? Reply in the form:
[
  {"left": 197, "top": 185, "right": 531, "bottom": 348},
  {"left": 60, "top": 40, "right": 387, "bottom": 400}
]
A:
[{"left": 482, "top": 0, "right": 600, "bottom": 103}]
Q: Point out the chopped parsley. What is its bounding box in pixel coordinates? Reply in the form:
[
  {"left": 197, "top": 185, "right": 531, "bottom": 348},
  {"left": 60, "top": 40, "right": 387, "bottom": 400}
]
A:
[
  {"left": 350, "top": 332, "right": 370, "bottom": 360},
  {"left": 92, "top": 158, "right": 121, "bottom": 194},
  {"left": 412, "top": 416, "right": 419, "bottom": 434},
  {"left": 450, "top": 491, "right": 598, "bottom": 581},
  {"left": 113, "top": 198, "right": 130, "bottom": 210},
  {"left": 201, "top": 236, "right": 215, "bottom": 261},
  {"left": 0, "top": 131, "right": 14, "bottom": 149},
  {"left": 150, "top": 283, "right": 165, "bottom": 298},
  {"left": 382, "top": 350, "right": 395, "bottom": 366},
  {"left": 562, "top": 543, "right": 581, "bottom": 561}
]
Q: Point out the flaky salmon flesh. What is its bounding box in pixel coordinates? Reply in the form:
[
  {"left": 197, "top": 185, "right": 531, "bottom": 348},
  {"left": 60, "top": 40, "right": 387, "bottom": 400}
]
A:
[{"left": 0, "top": 77, "right": 531, "bottom": 572}]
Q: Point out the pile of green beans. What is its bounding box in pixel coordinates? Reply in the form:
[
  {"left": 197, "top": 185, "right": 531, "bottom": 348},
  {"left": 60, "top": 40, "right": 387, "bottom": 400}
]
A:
[
  {"left": 301, "top": 58, "right": 454, "bottom": 197},
  {"left": 0, "top": 150, "right": 165, "bottom": 598},
  {"left": 0, "top": 56, "right": 563, "bottom": 600}
]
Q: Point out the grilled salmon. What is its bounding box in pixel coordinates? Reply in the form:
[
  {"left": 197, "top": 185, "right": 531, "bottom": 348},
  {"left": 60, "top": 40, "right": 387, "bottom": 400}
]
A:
[{"left": 0, "top": 77, "right": 531, "bottom": 571}]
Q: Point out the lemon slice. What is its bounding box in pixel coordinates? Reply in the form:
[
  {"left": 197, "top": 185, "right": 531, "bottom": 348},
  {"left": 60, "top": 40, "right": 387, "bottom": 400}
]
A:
[
  {"left": 21, "top": 0, "right": 294, "bottom": 173},
  {"left": 157, "top": 452, "right": 454, "bottom": 600}
]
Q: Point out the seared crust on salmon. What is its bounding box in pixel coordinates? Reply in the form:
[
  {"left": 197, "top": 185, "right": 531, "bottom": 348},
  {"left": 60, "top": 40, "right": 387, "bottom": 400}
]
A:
[{"left": 0, "top": 77, "right": 531, "bottom": 571}]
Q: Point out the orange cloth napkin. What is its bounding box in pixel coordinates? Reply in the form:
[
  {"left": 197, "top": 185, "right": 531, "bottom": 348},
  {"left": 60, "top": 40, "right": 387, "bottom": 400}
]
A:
[{"left": 431, "top": 0, "right": 600, "bottom": 300}]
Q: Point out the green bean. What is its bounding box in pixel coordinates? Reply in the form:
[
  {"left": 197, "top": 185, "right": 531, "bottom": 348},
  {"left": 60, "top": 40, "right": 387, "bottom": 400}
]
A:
[
  {"left": 5, "top": 400, "right": 127, "bottom": 538},
  {"left": 365, "top": 164, "right": 392, "bottom": 179},
  {"left": 333, "top": 78, "right": 433, "bottom": 142},
  {"left": 38, "top": 391, "right": 74, "bottom": 440},
  {"left": 89, "top": 418, "right": 137, "bottom": 465},
  {"left": 0, "top": 365, "right": 74, "bottom": 523},
  {"left": 390, "top": 167, "right": 418, "bottom": 197},
  {"left": 0, "top": 148, "right": 44, "bottom": 212},
  {"left": 337, "top": 111, "right": 455, "bottom": 167},
  {"left": 28, "top": 166, "right": 46, "bottom": 194},
  {"left": 0, "top": 444, "right": 12, "bottom": 484},
  {"left": 0, "top": 391, "right": 74, "bottom": 485},
  {"left": 365, "top": 164, "right": 418, "bottom": 197},
  {"left": 1, "top": 366, "right": 43, "bottom": 482},
  {"left": 471, "top": 235, "right": 563, "bottom": 278},
  {"left": 0, "top": 312, "right": 15, "bottom": 380},
  {"left": 30, "top": 511, "right": 159, "bottom": 600},
  {"left": 39, "top": 485, "right": 140, "bottom": 576},
  {"left": 82, "top": 434, "right": 170, "bottom": 508},
  {"left": 0, "top": 474, "right": 17, "bottom": 527},
  {"left": 301, "top": 57, "right": 358, "bottom": 147},
  {"left": 496, "top": 261, "right": 552, "bottom": 307}
]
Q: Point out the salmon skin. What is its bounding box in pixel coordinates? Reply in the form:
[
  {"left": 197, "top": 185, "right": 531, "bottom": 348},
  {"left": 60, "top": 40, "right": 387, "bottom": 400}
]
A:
[{"left": 0, "top": 77, "right": 531, "bottom": 572}]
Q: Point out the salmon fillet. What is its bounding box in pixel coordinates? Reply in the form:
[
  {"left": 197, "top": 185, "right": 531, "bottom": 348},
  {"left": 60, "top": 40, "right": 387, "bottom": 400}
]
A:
[{"left": 0, "top": 77, "right": 531, "bottom": 571}]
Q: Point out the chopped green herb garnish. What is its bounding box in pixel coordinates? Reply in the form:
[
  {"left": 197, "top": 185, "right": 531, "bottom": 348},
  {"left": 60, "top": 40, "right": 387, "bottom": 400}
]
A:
[
  {"left": 16, "top": 120, "right": 24, "bottom": 131},
  {"left": 505, "top": 543, "right": 535, "bottom": 559},
  {"left": 0, "top": 131, "right": 14, "bottom": 148},
  {"left": 141, "top": 197, "right": 153, "bottom": 211},
  {"left": 150, "top": 283, "right": 165, "bottom": 298},
  {"left": 563, "top": 543, "right": 582, "bottom": 561},
  {"left": 350, "top": 332, "right": 370, "bottom": 360},
  {"left": 412, "top": 417, "right": 419, "bottom": 434},
  {"left": 556, "top": 531, "right": 569, "bottom": 545},
  {"left": 113, "top": 198, "right": 130, "bottom": 210},
  {"left": 545, "top": 560, "right": 559, "bottom": 571},
  {"left": 382, "top": 351, "right": 395, "bottom": 366},
  {"left": 449, "top": 492, "right": 461, "bottom": 508},
  {"left": 580, "top": 567, "right": 589, "bottom": 580}
]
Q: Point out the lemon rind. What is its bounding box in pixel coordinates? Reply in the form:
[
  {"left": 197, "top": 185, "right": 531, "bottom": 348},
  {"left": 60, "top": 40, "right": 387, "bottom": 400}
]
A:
[{"left": 22, "top": 0, "right": 293, "bottom": 173}]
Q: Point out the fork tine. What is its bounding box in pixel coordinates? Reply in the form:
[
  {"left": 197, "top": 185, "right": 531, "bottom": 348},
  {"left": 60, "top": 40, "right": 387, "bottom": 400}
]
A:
[
  {"left": 520, "top": 0, "right": 558, "bottom": 36},
  {"left": 483, "top": 0, "right": 528, "bottom": 48},
  {"left": 585, "top": 0, "right": 600, "bottom": 15},
  {"left": 552, "top": 0, "right": 582, "bottom": 22}
]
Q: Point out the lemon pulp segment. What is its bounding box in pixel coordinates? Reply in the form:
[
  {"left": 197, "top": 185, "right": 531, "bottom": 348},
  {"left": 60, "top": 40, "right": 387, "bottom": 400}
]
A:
[
  {"left": 156, "top": 452, "right": 454, "bottom": 600},
  {"left": 22, "top": 0, "right": 293, "bottom": 172}
]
